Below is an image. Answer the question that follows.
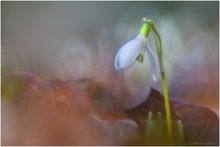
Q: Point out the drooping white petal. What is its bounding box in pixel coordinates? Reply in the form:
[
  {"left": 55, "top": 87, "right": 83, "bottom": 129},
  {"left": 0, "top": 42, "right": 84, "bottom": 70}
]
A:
[
  {"left": 144, "top": 43, "right": 160, "bottom": 81},
  {"left": 114, "top": 35, "right": 146, "bottom": 70}
]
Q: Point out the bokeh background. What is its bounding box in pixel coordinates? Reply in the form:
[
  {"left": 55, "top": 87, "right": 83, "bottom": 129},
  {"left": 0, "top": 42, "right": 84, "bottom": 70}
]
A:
[{"left": 1, "top": 1, "right": 219, "bottom": 145}]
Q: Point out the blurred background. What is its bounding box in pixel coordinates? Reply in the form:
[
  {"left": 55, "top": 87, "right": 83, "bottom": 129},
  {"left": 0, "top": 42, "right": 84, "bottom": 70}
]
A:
[{"left": 1, "top": 1, "right": 219, "bottom": 145}]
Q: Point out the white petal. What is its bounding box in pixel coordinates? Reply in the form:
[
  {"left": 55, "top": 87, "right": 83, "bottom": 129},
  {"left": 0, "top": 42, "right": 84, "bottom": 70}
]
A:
[
  {"left": 145, "top": 44, "right": 160, "bottom": 81},
  {"left": 114, "top": 35, "right": 146, "bottom": 70}
]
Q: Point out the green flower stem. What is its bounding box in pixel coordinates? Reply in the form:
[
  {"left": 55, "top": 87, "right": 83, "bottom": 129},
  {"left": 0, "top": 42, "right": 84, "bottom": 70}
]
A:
[
  {"left": 146, "top": 19, "right": 173, "bottom": 143},
  {"left": 161, "top": 71, "right": 172, "bottom": 143}
]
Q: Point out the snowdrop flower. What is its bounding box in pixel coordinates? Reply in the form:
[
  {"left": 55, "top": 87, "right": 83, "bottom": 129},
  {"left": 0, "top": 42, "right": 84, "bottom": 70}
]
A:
[
  {"left": 114, "top": 18, "right": 173, "bottom": 140},
  {"left": 114, "top": 20, "right": 160, "bottom": 81}
]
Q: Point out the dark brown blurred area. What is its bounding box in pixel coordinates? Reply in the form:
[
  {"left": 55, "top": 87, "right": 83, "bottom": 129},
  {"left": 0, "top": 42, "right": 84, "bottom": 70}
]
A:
[
  {"left": 2, "top": 72, "right": 218, "bottom": 145},
  {"left": 2, "top": 73, "right": 139, "bottom": 145}
]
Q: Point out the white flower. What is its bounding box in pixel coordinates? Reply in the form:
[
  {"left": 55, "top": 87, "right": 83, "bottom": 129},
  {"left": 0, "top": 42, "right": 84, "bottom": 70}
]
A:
[{"left": 114, "top": 34, "right": 160, "bottom": 81}]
